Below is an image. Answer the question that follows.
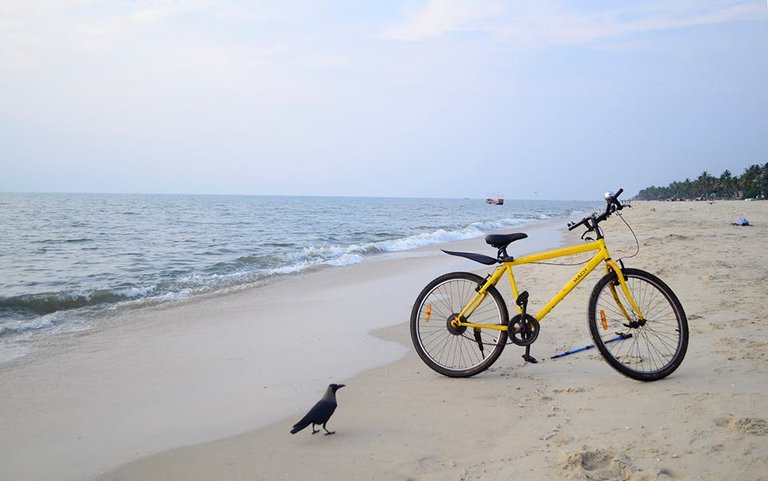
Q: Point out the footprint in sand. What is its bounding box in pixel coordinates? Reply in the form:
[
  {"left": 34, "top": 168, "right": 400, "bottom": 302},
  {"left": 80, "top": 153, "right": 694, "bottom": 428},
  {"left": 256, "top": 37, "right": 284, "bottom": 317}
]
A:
[
  {"left": 562, "top": 447, "right": 645, "bottom": 480},
  {"left": 715, "top": 416, "right": 768, "bottom": 436},
  {"left": 553, "top": 386, "right": 590, "bottom": 394}
]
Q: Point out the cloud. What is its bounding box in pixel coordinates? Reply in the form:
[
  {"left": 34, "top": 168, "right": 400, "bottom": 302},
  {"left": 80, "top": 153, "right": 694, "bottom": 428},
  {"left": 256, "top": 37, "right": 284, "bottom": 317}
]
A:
[
  {"left": 0, "top": 1, "right": 183, "bottom": 67},
  {"left": 384, "top": 0, "right": 768, "bottom": 46},
  {"left": 383, "top": 0, "right": 506, "bottom": 41},
  {"left": 0, "top": 0, "right": 270, "bottom": 62}
]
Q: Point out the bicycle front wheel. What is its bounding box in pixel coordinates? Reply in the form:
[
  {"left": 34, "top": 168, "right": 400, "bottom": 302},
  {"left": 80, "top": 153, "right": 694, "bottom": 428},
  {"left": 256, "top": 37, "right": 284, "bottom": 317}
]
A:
[
  {"left": 410, "top": 272, "right": 509, "bottom": 378},
  {"left": 588, "top": 268, "right": 688, "bottom": 381}
]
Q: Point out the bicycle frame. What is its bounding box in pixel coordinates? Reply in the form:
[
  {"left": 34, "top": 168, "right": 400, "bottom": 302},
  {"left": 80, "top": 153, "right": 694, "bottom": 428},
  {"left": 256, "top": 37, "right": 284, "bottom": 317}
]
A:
[{"left": 454, "top": 238, "right": 644, "bottom": 332}]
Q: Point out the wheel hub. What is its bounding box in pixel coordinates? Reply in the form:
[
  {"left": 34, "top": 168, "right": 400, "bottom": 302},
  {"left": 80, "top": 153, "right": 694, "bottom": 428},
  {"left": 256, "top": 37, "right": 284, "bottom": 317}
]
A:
[
  {"left": 624, "top": 319, "right": 647, "bottom": 329},
  {"left": 446, "top": 313, "right": 467, "bottom": 336}
]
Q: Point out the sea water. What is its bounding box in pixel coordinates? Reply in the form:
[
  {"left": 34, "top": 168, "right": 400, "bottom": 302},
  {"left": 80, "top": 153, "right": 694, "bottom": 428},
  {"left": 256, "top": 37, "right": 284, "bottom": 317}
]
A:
[{"left": 0, "top": 193, "right": 599, "bottom": 341}]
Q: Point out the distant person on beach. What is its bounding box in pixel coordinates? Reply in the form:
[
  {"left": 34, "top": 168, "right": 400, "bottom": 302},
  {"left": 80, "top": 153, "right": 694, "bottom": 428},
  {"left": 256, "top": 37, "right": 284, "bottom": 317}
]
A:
[{"left": 731, "top": 217, "right": 751, "bottom": 226}]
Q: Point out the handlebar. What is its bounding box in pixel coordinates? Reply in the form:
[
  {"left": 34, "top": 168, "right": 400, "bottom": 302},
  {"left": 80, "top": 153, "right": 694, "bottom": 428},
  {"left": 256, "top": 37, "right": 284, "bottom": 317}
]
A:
[{"left": 567, "top": 188, "right": 628, "bottom": 234}]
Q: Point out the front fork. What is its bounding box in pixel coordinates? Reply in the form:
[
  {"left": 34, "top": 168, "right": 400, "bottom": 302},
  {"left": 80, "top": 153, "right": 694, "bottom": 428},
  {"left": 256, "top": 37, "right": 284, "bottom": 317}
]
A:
[{"left": 605, "top": 260, "right": 645, "bottom": 323}]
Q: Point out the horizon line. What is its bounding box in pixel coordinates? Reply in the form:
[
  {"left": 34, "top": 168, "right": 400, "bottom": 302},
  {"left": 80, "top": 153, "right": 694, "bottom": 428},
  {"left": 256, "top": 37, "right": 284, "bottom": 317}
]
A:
[{"left": 0, "top": 189, "right": 599, "bottom": 202}]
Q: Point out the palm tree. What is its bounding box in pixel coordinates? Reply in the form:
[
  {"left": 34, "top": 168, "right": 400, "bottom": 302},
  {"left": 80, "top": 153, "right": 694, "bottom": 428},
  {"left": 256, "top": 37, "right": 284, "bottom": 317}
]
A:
[
  {"left": 636, "top": 163, "right": 767, "bottom": 200},
  {"left": 741, "top": 165, "right": 762, "bottom": 199},
  {"left": 696, "top": 171, "right": 715, "bottom": 199},
  {"left": 718, "top": 170, "right": 734, "bottom": 198},
  {"left": 760, "top": 163, "right": 768, "bottom": 199}
]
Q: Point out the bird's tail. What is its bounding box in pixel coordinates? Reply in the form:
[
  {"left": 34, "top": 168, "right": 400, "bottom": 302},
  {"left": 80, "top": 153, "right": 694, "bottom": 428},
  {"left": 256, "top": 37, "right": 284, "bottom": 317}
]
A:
[{"left": 290, "top": 422, "right": 308, "bottom": 434}]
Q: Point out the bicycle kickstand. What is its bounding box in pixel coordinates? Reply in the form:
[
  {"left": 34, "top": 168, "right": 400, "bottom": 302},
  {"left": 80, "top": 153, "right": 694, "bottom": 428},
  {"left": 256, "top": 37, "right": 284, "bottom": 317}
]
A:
[
  {"left": 516, "top": 292, "right": 538, "bottom": 364},
  {"left": 523, "top": 346, "right": 538, "bottom": 364}
]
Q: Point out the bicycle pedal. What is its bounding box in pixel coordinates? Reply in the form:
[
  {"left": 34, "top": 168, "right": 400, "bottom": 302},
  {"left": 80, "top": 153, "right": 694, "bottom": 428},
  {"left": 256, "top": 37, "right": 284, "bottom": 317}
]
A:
[{"left": 515, "top": 291, "right": 529, "bottom": 307}]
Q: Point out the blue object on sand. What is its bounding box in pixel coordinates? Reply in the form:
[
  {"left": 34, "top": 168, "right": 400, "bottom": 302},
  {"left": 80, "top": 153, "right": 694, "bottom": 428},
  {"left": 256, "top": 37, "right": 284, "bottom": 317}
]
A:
[
  {"left": 550, "top": 333, "right": 633, "bottom": 359},
  {"left": 737, "top": 217, "right": 750, "bottom": 226}
]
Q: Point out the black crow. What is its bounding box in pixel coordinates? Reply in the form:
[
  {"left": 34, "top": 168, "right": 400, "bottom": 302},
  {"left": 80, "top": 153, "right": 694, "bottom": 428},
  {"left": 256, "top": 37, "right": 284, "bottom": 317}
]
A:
[{"left": 290, "top": 383, "right": 345, "bottom": 435}]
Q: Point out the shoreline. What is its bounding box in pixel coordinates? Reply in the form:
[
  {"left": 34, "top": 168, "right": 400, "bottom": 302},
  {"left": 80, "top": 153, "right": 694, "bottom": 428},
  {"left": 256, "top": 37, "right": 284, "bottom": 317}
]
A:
[
  {"left": 0, "top": 217, "right": 567, "bottom": 481},
  {"left": 0, "top": 214, "right": 568, "bottom": 365},
  {"left": 94, "top": 200, "right": 768, "bottom": 481},
  {"left": 1, "top": 194, "right": 590, "bottom": 354}
]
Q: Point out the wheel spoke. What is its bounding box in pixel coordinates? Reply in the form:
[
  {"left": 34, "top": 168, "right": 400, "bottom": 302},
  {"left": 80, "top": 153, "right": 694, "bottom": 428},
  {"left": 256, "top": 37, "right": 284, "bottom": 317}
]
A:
[
  {"left": 411, "top": 273, "right": 508, "bottom": 377},
  {"left": 589, "top": 269, "right": 688, "bottom": 381}
]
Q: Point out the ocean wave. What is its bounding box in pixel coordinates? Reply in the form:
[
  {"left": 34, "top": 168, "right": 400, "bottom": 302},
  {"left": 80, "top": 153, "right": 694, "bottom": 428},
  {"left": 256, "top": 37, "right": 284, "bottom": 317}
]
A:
[
  {"left": 1, "top": 195, "right": 601, "bottom": 340},
  {"left": 0, "top": 314, "right": 62, "bottom": 337},
  {"left": 34, "top": 237, "right": 95, "bottom": 245},
  {"left": 2, "top": 218, "right": 531, "bottom": 333},
  {"left": 0, "top": 289, "right": 138, "bottom": 317},
  {"left": 209, "top": 217, "right": 535, "bottom": 281},
  {"left": 371, "top": 218, "right": 530, "bottom": 253},
  {"left": 325, "top": 253, "right": 364, "bottom": 267}
]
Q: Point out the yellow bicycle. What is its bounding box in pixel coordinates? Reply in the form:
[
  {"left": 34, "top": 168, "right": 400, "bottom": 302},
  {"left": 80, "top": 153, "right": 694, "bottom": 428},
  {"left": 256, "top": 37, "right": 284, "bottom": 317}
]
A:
[{"left": 410, "top": 189, "right": 688, "bottom": 381}]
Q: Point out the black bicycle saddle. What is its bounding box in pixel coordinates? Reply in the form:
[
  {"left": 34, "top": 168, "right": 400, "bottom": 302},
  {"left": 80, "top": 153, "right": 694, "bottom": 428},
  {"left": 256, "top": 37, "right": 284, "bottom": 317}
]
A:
[{"left": 485, "top": 233, "right": 528, "bottom": 249}]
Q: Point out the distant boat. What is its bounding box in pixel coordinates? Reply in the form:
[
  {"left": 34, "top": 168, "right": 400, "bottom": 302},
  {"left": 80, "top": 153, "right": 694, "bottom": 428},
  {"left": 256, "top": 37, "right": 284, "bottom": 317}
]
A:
[{"left": 485, "top": 194, "right": 504, "bottom": 205}]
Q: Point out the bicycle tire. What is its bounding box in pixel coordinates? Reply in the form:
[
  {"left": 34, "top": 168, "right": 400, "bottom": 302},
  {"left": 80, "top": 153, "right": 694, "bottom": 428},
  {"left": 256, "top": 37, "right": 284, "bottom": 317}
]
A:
[
  {"left": 410, "top": 272, "right": 509, "bottom": 378},
  {"left": 588, "top": 268, "right": 688, "bottom": 381}
]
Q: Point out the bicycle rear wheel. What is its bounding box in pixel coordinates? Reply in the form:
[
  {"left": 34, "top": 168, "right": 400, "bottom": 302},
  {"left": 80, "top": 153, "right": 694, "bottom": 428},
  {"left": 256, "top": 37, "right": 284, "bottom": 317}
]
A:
[
  {"left": 588, "top": 268, "right": 688, "bottom": 381},
  {"left": 410, "top": 272, "right": 509, "bottom": 378}
]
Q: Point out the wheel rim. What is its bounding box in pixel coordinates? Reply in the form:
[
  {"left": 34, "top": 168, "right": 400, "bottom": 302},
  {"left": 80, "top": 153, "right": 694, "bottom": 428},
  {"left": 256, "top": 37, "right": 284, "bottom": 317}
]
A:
[
  {"left": 594, "top": 274, "right": 684, "bottom": 375},
  {"left": 415, "top": 277, "right": 505, "bottom": 372}
]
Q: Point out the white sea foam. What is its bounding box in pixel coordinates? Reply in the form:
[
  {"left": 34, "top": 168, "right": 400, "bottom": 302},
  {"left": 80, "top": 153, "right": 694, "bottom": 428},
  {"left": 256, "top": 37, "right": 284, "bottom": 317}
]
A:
[
  {"left": 284, "top": 218, "right": 530, "bottom": 270},
  {"left": 266, "top": 262, "right": 315, "bottom": 276},
  {"left": 326, "top": 254, "right": 364, "bottom": 267},
  {"left": 374, "top": 228, "right": 478, "bottom": 252},
  {"left": 114, "top": 286, "right": 156, "bottom": 298},
  {"left": 1, "top": 193, "right": 601, "bottom": 340},
  {"left": 0, "top": 313, "right": 61, "bottom": 337}
]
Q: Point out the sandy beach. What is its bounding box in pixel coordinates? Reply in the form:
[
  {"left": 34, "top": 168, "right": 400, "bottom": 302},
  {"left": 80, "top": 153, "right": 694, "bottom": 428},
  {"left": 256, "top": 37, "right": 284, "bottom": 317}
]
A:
[{"left": 2, "top": 200, "right": 767, "bottom": 481}]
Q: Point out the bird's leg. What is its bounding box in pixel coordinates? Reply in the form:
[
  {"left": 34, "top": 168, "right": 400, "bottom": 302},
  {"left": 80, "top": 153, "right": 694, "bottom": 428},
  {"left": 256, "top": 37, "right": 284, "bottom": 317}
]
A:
[
  {"left": 322, "top": 422, "right": 335, "bottom": 436},
  {"left": 311, "top": 424, "right": 319, "bottom": 434}
]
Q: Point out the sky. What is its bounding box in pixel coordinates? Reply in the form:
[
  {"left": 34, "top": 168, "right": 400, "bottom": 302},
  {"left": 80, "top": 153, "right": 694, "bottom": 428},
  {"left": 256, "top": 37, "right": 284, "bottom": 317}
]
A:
[{"left": 1, "top": 1, "right": 767, "bottom": 200}]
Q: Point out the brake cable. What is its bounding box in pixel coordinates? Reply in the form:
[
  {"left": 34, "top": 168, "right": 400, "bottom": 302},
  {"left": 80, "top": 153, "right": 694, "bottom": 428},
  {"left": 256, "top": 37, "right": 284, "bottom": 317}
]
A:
[{"left": 616, "top": 210, "right": 640, "bottom": 261}]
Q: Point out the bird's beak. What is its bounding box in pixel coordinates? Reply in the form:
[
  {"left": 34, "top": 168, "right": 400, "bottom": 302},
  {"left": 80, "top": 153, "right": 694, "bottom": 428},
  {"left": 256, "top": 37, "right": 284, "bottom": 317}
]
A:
[{"left": 338, "top": 384, "right": 345, "bottom": 389}]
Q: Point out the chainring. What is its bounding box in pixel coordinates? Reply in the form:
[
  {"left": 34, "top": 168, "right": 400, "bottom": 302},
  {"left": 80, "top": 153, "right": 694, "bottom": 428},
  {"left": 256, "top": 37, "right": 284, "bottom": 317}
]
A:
[{"left": 508, "top": 313, "right": 540, "bottom": 346}]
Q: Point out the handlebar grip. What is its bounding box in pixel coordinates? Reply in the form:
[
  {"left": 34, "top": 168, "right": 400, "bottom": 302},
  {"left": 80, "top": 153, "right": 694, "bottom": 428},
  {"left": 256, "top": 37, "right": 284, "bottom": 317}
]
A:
[
  {"left": 568, "top": 219, "right": 586, "bottom": 231},
  {"left": 612, "top": 188, "right": 625, "bottom": 210}
]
